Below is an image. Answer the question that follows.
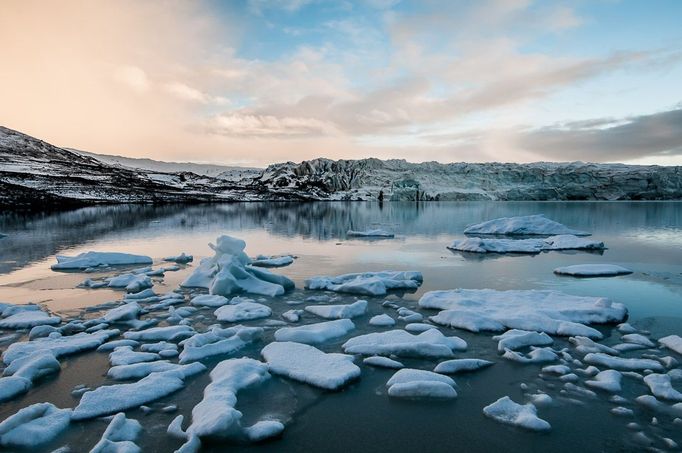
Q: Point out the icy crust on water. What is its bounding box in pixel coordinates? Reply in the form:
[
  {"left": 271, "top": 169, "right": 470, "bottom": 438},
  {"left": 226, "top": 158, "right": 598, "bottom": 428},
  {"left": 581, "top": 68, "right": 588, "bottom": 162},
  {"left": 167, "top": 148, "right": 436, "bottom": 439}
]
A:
[
  {"left": 386, "top": 369, "right": 457, "bottom": 399},
  {"left": 464, "top": 214, "right": 589, "bottom": 236},
  {"left": 51, "top": 251, "right": 152, "bottom": 270},
  {"left": 554, "top": 264, "right": 633, "bottom": 277},
  {"left": 274, "top": 319, "right": 355, "bottom": 344},
  {"left": 347, "top": 229, "right": 395, "bottom": 238},
  {"left": 421, "top": 289, "right": 627, "bottom": 338},
  {"left": 305, "top": 271, "right": 423, "bottom": 296},
  {"left": 181, "top": 235, "right": 294, "bottom": 297},
  {"left": 0, "top": 402, "right": 71, "bottom": 448},
  {"left": 343, "top": 329, "right": 467, "bottom": 358},
  {"left": 483, "top": 397, "right": 551, "bottom": 431},
  {"left": 262, "top": 342, "right": 360, "bottom": 390},
  {"left": 447, "top": 235, "right": 605, "bottom": 254}
]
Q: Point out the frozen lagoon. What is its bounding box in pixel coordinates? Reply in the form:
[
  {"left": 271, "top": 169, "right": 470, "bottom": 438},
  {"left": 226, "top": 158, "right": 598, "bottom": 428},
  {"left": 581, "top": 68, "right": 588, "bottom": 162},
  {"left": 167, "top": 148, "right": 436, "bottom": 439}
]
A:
[{"left": 0, "top": 201, "right": 681, "bottom": 452}]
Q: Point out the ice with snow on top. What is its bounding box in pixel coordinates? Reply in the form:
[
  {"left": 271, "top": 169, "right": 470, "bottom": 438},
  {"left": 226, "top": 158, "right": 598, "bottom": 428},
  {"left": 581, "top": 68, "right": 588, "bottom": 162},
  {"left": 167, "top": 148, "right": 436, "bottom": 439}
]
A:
[
  {"left": 542, "top": 364, "right": 570, "bottom": 375},
  {"left": 0, "top": 352, "right": 61, "bottom": 401},
  {"left": 583, "top": 353, "right": 664, "bottom": 372},
  {"left": 262, "top": 341, "right": 360, "bottom": 390},
  {"left": 250, "top": 255, "right": 295, "bottom": 268},
  {"left": 215, "top": 302, "right": 272, "bottom": 322},
  {"left": 386, "top": 368, "right": 457, "bottom": 399},
  {"left": 107, "top": 274, "right": 153, "bottom": 293},
  {"left": 434, "top": 359, "right": 494, "bottom": 374},
  {"left": 483, "top": 396, "right": 551, "bottom": 431},
  {"left": 0, "top": 310, "right": 61, "bottom": 329},
  {"left": 51, "top": 251, "right": 152, "bottom": 270},
  {"left": 347, "top": 229, "right": 395, "bottom": 238},
  {"left": 2, "top": 329, "right": 118, "bottom": 365},
  {"left": 503, "top": 347, "right": 558, "bottom": 364},
  {"left": 140, "top": 341, "right": 178, "bottom": 353},
  {"left": 493, "top": 330, "right": 554, "bottom": 352},
  {"left": 97, "top": 339, "right": 140, "bottom": 352},
  {"left": 585, "top": 370, "right": 623, "bottom": 393},
  {"left": 123, "top": 325, "right": 194, "bottom": 342},
  {"left": 621, "top": 333, "right": 655, "bottom": 348},
  {"left": 305, "top": 271, "right": 423, "bottom": 297},
  {"left": 109, "top": 346, "right": 160, "bottom": 366},
  {"left": 343, "top": 329, "right": 466, "bottom": 358},
  {"left": 659, "top": 335, "right": 682, "bottom": 355},
  {"left": 448, "top": 238, "right": 545, "bottom": 254},
  {"left": 108, "top": 360, "right": 205, "bottom": 381},
  {"left": 274, "top": 319, "right": 355, "bottom": 345},
  {"left": 178, "top": 325, "right": 263, "bottom": 364},
  {"left": 90, "top": 412, "right": 142, "bottom": 453},
  {"left": 643, "top": 374, "right": 682, "bottom": 402},
  {"left": 635, "top": 395, "right": 682, "bottom": 417},
  {"left": 282, "top": 309, "right": 303, "bottom": 322},
  {"left": 0, "top": 403, "right": 71, "bottom": 448},
  {"left": 569, "top": 336, "right": 619, "bottom": 355},
  {"left": 103, "top": 302, "right": 141, "bottom": 323},
  {"left": 164, "top": 252, "right": 193, "bottom": 264},
  {"left": 191, "top": 294, "right": 229, "bottom": 307},
  {"left": 464, "top": 214, "right": 589, "bottom": 236},
  {"left": 554, "top": 264, "right": 632, "bottom": 277},
  {"left": 543, "top": 235, "right": 605, "bottom": 250},
  {"left": 363, "top": 356, "right": 404, "bottom": 369},
  {"left": 405, "top": 323, "right": 436, "bottom": 333},
  {"left": 304, "top": 300, "right": 367, "bottom": 319},
  {"left": 181, "top": 235, "right": 294, "bottom": 297},
  {"left": 421, "top": 289, "right": 626, "bottom": 339}
]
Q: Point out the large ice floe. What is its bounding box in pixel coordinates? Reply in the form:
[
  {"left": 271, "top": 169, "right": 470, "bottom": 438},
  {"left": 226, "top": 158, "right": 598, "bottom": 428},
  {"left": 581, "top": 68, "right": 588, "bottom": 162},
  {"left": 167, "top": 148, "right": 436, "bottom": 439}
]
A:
[
  {"left": 2, "top": 329, "right": 118, "bottom": 365},
  {"left": 386, "top": 368, "right": 457, "bottom": 399},
  {"left": 583, "top": 353, "right": 665, "bottom": 371},
  {"left": 447, "top": 235, "right": 605, "bottom": 254},
  {"left": 0, "top": 309, "right": 61, "bottom": 329},
  {"left": 214, "top": 301, "right": 272, "bottom": 322},
  {"left": 262, "top": 341, "right": 360, "bottom": 390},
  {"left": 178, "top": 325, "right": 263, "bottom": 363},
  {"left": 659, "top": 335, "right": 682, "bottom": 355},
  {"left": 463, "top": 214, "right": 589, "bottom": 236},
  {"left": 250, "top": 255, "right": 295, "bottom": 268},
  {"left": 0, "top": 402, "right": 71, "bottom": 448},
  {"left": 169, "top": 358, "right": 283, "bottom": 450},
  {"left": 305, "top": 271, "right": 423, "bottom": 296},
  {"left": 304, "top": 300, "right": 367, "bottom": 319},
  {"left": 342, "top": 329, "right": 467, "bottom": 358},
  {"left": 420, "top": 289, "right": 627, "bottom": 338},
  {"left": 51, "top": 251, "right": 152, "bottom": 270},
  {"left": 181, "top": 235, "right": 294, "bottom": 297},
  {"left": 90, "top": 413, "right": 142, "bottom": 453},
  {"left": 274, "top": 319, "right": 355, "bottom": 344},
  {"left": 483, "top": 396, "right": 551, "bottom": 431},
  {"left": 553, "top": 264, "right": 633, "bottom": 277}
]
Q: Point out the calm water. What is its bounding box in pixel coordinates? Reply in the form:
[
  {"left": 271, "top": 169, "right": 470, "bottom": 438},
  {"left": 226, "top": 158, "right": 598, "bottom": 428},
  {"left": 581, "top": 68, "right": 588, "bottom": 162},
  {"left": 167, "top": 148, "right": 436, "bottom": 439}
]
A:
[{"left": 0, "top": 202, "right": 681, "bottom": 452}]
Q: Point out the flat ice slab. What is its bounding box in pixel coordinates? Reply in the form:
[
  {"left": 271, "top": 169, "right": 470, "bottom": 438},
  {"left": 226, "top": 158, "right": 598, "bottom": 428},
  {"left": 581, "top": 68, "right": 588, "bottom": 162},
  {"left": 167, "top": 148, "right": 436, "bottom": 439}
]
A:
[
  {"left": 261, "top": 341, "right": 360, "bottom": 390},
  {"left": 483, "top": 396, "right": 551, "bottom": 431},
  {"left": 434, "top": 359, "right": 494, "bottom": 374},
  {"left": 448, "top": 235, "right": 604, "bottom": 254},
  {"left": 421, "top": 289, "right": 627, "bottom": 339},
  {"left": 0, "top": 402, "right": 71, "bottom": 448},
  {"left": 554, "top": 264, "right": 633, "bottom": 277},
  {"left": 274, "top": 319, "right": 355, "bottom": 344},
  {"left": 215, "top": 302, "right": 272, "bottom": 322},
  {"left": 343, "top": 329, "right": 467, "bottom": 358},
  {"left": 386, "top": 368, "right": 457, "bottom": 399},
  {"left": 304, "top": 300, "right": 367, "bottom": 319},
  {"left": 0, "top": 310, "right": 61, "bottom": 329},
  {"left": 347, "top": 229, "right": 395, "bottom": 238},
  {"left": 250, "top": 255, "right": 295, "bottom": 268},
  {"left": 51, "top": 251, "right": 152, "bottom": 270},
  {"left": 660, "top": 335, "right": 682, "bottom": 355},
  {"left": 464, "top": 214, "right": 589, "bottom": 236},
  {"left": 305, "top": 271, "right": 423, "bottom": 296}
]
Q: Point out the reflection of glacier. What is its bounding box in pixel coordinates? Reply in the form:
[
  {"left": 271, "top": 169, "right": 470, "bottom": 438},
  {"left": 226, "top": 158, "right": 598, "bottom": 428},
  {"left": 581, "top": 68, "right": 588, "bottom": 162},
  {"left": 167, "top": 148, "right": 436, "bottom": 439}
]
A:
[{"left": 1, "top": 202, "right": 680, "bottom": 274}]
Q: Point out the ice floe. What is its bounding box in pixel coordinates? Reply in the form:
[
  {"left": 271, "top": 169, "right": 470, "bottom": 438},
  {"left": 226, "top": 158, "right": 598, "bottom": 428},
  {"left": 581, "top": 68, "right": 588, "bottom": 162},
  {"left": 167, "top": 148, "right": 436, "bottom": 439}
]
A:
[
  {"left": 554, "top": 264, "right": 633, "bottom": 277},
  {"left": 90, "top": 412, "right": 142, "bottom": 453},
  {"left": 421, "top": 289, "right": 626, "bottom": 338},
  {"left": 250, "top": 255, "right": 295, "bottom": 268},
  {"left": 434, "top": 359, "right": 494, "bottom": 374},
  {"left": 190, "top": 294, "right": 229, "bottom": 307},
  {"left": 103, "top": 302, "right": 142, "bottom": 323},
  {"left": 304, "top": 300, "right": 367, "bottom": 319},
  {"left": 494, "top": 330, "right": 553, "bottom": 352},
  {"left": 109, "top": 346, "right": 160, "bottom": 366},
  {"left": 164, "top": 252, "right": 193, "bottom": 264},
  {"left": 583, "top": 353, "right": 664, "bottom": 371},
  {"left": 181, "top": 235, "right": 294, "bottom": 297},
  {"left": 215, "top": 301, "right": 272, "bottom": 322},
  {"left": 503, "top": 347, "right": 558, "bottom": 364},
  {"left": 0, "top": 310, "right": 61, "bottom": 329},
  {"left": 347, "top": 229, "right": 395, "bottom": 238},
  {"left": 643, "top": 373, "right": 682, "bottom": 401},
  {"left": 108, "top": 361, "right": 205, "bottom": 381},
  {"left": 107, "top": 274, "right": 153, "bottom": 293},
  {"left": 483, "top": 396, "right": 551, "bottom": 431},
  {"left": 178, "top": 325, "right": 263, "bottom": 363},
  {"left": 262, "top": 341, "right": 360, "bottom": 390},
  {"left": 2, "top": 329, "right": 118, "bottom": 365},
  {"left": 386, "top": 368, "right": 457, "bottom": 399},
  {"left": 585, "top": 370, "right": 622, "bottom": 393},
  {"left": 51, "top": 251, "right": 152, "bottom": 270},
  {"left": 464, "top": 214, "right": 589, "bottom": 236},
  {"left": 363, "top": 356, "right": 404, "bottom": 369},
  {"left": 274, "top": 319, "right": 355, "bottom": 344},
  {"left": 621, "top": 333, "right": 655, "bottom": 348},
  {"left": 0, "top": 403, "right": 71, "bottom": 448},
  {"left": 448, "top": 238, "right": 545, "bottom": 254},
  {"left": 343, "top": 329, "right": 466, "bottom": 358},
  {"left": 123, "top": 325, "right": 194, "bottom": 342},
  {"left": 659, "top": 335, "right": 682, "bottom": 355},
  {"left": 305, "top": 271, "right": 423, "bottom": 296}
]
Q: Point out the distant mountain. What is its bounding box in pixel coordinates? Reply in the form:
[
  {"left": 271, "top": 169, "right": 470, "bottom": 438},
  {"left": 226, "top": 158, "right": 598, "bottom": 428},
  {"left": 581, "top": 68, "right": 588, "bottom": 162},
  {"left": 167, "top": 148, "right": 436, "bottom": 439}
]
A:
[{"left": 1, "top": 125, "right": 680, "bottom": 208}]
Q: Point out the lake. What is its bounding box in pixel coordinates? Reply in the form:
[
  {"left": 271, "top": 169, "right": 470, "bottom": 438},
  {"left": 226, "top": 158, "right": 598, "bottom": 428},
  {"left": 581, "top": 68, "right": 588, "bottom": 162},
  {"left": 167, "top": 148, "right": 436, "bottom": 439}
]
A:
[{"left": 0, "top": 201, "right": 681, "bottom": 452}]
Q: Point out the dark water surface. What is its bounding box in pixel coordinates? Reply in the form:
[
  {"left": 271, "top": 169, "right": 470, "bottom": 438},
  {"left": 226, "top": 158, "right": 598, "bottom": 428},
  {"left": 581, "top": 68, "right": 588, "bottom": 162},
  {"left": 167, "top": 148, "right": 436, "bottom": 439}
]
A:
[{"left": 0, "top": 202, "right": 680, "bottom": 452}]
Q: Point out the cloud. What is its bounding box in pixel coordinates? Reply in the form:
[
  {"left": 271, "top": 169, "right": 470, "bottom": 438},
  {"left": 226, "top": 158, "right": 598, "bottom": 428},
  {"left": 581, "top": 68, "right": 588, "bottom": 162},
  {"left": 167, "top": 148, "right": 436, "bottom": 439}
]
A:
[{"left": 207, "top": 112, "right": 339, "bottom": 137}]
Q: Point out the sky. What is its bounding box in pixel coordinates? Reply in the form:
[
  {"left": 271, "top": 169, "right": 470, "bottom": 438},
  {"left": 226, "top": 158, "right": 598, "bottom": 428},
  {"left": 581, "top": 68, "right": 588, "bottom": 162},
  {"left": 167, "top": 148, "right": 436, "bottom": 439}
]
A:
[{"left": 1, "top": 0, "right": 681, "bottom": 167}]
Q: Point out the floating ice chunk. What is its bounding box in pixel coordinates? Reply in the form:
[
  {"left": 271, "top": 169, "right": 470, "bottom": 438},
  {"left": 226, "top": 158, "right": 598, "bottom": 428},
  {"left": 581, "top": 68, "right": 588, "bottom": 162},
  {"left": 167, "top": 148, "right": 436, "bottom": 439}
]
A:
[
  {"left": 178, "top": 325, "right": 263, "bottom": 363},
  {"left": 397, "top": 308, "right": 422, "bottom": 322},
  {"left": 543, "top": 235, "right": 604, "bottom": 251},
  {"left": 90, "top": 412, "right": 142, "bottom": 453},
  {"left": 447, "top": 237, "right": 546, "bottom": 254},
  {"left": 51, "top": 252, "right": 152, "bottom": 270},
  {"left": 434, "top": 359, "right": 494, "bottom": 374},
  {"left": 215, "top": 302, "right": 272, "bottom": 322},
  {"left": 585, "top": 370, "right": 622, "bottom": 393},
  {"left": 262, "top": 342, "right": 360, "bottom": 390},
  {"left": 2, "top": 329, "right": 118, "bottom": 365},
  {"left": 503, "top": 347, "right": 558, "bottom": 364},
  {"left": 282, "top": 309, "right": 303, "bottom": 322},
  {"left": 464, "top": 214, "right": 589, "bottom": 236},
  {"left": 643, "top": 374, "right": 682, "bottom": 402},
  {"left": 304, "top": 300, "right": 367, "bottom": 320},
  {"left": 0, "top": 376, "right": 32, "bottom": 402},
  {"left": 109, "top": 346, "right": 160, "bottom": 366},
  {"left": 181, "top": 235, "right": 294, "bottom": 297},
  {"left": 583, "top": 353, "right": 664, "bottom": 372},
  {"left": 611, "top": 406, "right": 633, "bottom": 417},
  {"left": 190, "top": 294, "right": 229, "bottom": 307},
  {"left": 621, "top": 333, "right": 655, "bottom": 348},
  {"left": 124, "top": 288, "right": 158, "bottom": 300},
  {"left": 123, "top": 325, "right": 194, "bottom": 342},
  {"left": 494, "top": 330, "right": 554, "bottom": 352},
  {"left": 635, "top": 395, "right": 682, "bottom": 417},
  {"left": 363, "top": 356, "right": 404, "bottom": 369},
  {"left": 554, "top": 264, "right": 632, "bottom": 277},
  {"left": 569, "top": 336, "right": 618, "bottom": 355},
  {"left": 483, "top": 396, "right": 550, "bottom": 431},
  {"left": 250, "top": 255, "right": 295, "bottom": 268},
  {"left": 617, "top": 323, "right": 637, "bottom": 334},
  {"left": 140, "top": 341, "right": 178, "bottom": 353},
  {"left": 0, "top": 403, "right": 71, "bottom": 448},
  {"left": 103, "top": 302, "right": 141, "bottom": 323},
  {"left": 244, "top": 420, "right": 285, "bottom": 442},
  {"left": 542, "top": 365, "right": 571, "bottom": 375},
  {"left": 405, "top": 323, "right": 435, "bottom": 333},
  {"left": 164, "top": 253, "right": 193, "bottom": 264},
  {"left": 73, "top": 368, "right": 199, "bottom": 420},
  {"left": 274, "top": 319, "right": 355, "bottom": 345},
  {"left": 0, "top": 303, "right": 41, "bottom": 317},
  {"left": 386, "top": 369, "right": 457, "bottom": 399},
  {"left": 3, "top": 351, "right": 60, "bottom": 383},
  {"left": 305, "top": 271, "right": 423, "bottom": 297},
  {"left": 659, "top": 335, "right": 682, "bottom": 355},
  {"left": 343, "top": 329, "right": 466, "bottom": 358},
  {"left": 0, "top": 310, "right": 61, "bottom": 329},
  {"left": 347, "top": 229, "right": 394, "bottom": 238},
  {"left": 421, "top": 289, "right": 626, "bottom": 339},
  {"left": 108, "top": 361, "right": 205, "bottom": 381},
  {"left": 107, "top": 274, "right": 153, "bottom": 293},
  {"left": 613, "top": 343, "right": 646, "bottom": 353},
  {"left": 97, "top": 339, "right": 140, "bottom": 352},
  {"left": 369, "top": 313, "right": 395, "bottom": 327}
]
